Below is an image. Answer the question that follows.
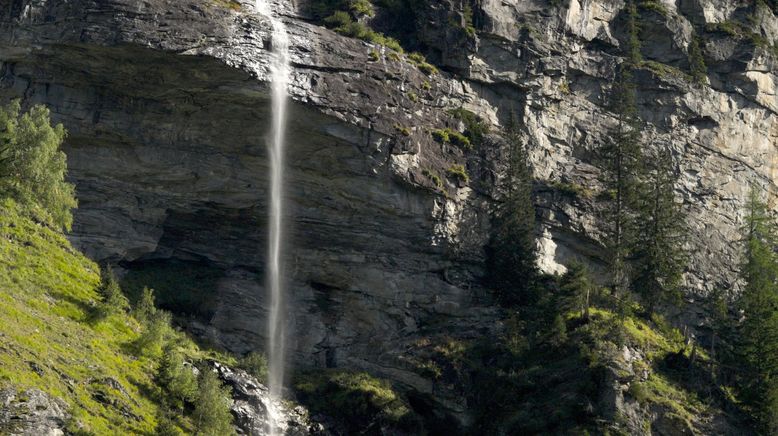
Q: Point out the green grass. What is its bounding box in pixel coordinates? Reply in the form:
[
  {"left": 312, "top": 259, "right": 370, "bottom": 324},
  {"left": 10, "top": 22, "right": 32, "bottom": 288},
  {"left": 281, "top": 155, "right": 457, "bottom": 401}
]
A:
[
  {"left": 0, "top": 199, "right": 160, "bottom": 434},
  {"left": 0, "top": 199, "right": 238, "bottom": 434}
]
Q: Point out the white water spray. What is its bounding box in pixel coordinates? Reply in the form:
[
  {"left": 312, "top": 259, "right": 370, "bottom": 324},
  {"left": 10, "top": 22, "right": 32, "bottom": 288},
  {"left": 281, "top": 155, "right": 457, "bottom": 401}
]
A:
[{"left": 255, "top": 1, "right": 290, "bottom": 434}]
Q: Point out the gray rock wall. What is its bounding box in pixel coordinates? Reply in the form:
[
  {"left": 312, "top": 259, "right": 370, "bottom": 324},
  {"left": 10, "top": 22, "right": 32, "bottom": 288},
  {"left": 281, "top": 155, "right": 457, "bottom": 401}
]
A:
[{"left": 0, "top": 0, "right": 776, "bottom": 410}]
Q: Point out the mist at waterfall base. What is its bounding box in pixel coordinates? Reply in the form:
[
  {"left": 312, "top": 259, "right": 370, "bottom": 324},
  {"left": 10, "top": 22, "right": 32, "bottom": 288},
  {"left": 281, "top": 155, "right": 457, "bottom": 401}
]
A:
[{"left": 255, "top": 0, "right": 290, "bottom": 435}]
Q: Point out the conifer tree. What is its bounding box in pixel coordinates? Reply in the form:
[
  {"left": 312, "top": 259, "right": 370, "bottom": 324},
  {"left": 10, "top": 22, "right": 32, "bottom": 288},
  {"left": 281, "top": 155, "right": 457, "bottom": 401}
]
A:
[
  {"left": 134, "top": 286, "right": 157, "bottom": 324},
  {"left": 559, "top": 262, "right": 594, "bottom": 319},
  {"left": 96, "top": 265, "right": 129, "bottom": 317},
  {"left": 735, "top": 187, "right": 778, "bottom": 433},
  {"left": 487, "top": 109, "right": 538, "bottom": 306},
  {"left": 632, "top": 148, "right": 687, "bottom": 313},
  {"left": 598, "top": 0, "right": 643, "bottom": 314},
  {"left": 688, "top": 36, "right": 707, "bottom": 85}
]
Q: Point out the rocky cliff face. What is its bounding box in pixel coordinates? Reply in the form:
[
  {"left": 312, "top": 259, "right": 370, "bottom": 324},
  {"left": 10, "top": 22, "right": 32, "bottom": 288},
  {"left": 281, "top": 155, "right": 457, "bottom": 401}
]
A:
[{"left": 1, "top": 0, "right": 776, "bottom": 430}]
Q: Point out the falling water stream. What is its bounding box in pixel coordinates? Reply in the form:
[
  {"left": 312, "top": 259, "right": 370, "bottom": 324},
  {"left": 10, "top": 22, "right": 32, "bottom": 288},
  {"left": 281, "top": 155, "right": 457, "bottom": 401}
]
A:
[{"left": 255, "top": 0, "right": 290, "bottom": 434}]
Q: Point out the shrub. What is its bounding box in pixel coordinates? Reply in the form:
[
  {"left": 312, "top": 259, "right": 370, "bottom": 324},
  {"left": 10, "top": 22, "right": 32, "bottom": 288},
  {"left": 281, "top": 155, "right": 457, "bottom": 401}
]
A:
[
  {"left": 552, "top": 181, "right": 594, "bottom": 199},
  {"left": 157, "top": 343, "right": 198, "bottom": 408},
  {"left": 238, "top": 352, "right": 268, "bottom": 383},
  {"left": 294, "top": 370, "right": 421, "bottom": 433},
  {"left": 193, "top": 369, "right": 234, "bottom": 436},
  {"left": 422, "top": 168, "right": 443, "bottom": 189},
  {"left": 368, "top": 49, "right": 379, "bottom": 61},
  {"left": 446, "top": 164, "right": 469, "bottom": 183},
  {"left": 639, "top": 0, "right": 668, "bottom": 16},
  {"left": 432, "top": 128, "right": 472, "bottom": 150},
  {"left": 408, "top": 52, "right": 438, "bottom": 75},
  {"left": 0, "top": 100, "right": 77, "bottom": 230},
  {"left": 448, "top": 108, "right": 489, "bottom": 145}
]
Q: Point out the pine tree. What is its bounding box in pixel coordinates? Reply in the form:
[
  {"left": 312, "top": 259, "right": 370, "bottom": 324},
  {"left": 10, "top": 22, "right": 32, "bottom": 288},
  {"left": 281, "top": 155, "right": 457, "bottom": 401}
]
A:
[
  {"left": 136, "top": 309, "right": 173, "bottom": 357},
  {"left": 194, "top": 369, "right": 234, "bottom": 436},
  {"left": 735, "top": 187, "right": 778, "bottom": 433},
  {"left": 96, "top": 265, "right": 129, "bottom": 317},
  {"left": 599, "top": 67, "right": 642, "bottom": 313},
  {"left": 595, "top": 1, "right": 645, "bottom": 315},
  {"left": 632, "top": 148, "right": 687, "bottom": 314},
  {"left": 558, "top": 262, "right": 594, "bottom": 319},
  {"left": 487, "top": 109, "right": 538, "bottom": 307},
  {"left": 134, "top": 286, "right": 157, "bottom": 324},
  {"left": 0, "top": 100, "right": 77, "bottom": 230}
]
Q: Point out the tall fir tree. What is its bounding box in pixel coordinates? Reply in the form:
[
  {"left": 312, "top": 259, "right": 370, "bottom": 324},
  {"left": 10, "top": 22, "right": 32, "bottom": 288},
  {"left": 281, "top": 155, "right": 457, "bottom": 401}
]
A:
[
  {"left": 735, "top": 187, "right": 778, "bottom": 433},
  {"left": 487, "top": 109, "right": 538, "bottom": 307},
  {"left": 632, "top": 148, "right": 687, "bottom": 313},
  {"left": 596, "top": 0, "right": 645, "bottom": 314},
  {"left": 558, "top": 262, "right": 594, "bottom": 320}
]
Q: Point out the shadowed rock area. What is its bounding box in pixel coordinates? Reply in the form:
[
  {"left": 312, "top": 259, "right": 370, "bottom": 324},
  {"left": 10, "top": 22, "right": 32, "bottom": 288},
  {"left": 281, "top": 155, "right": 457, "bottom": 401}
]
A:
[{"left": 1, "top": 0, "right": 777, "bottom": 432}]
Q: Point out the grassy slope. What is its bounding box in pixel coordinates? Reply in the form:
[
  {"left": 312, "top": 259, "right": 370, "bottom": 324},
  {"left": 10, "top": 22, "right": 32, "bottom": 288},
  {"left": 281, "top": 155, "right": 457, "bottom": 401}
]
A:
[{"left": 0, "top": 199, "right": 162, "bottom": 434}]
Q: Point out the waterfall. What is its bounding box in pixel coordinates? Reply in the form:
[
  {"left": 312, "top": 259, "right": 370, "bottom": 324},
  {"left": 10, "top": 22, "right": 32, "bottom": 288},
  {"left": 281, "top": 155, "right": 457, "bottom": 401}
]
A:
[{"left": 255, "top": 1, "right": 290, "bottom": 434}]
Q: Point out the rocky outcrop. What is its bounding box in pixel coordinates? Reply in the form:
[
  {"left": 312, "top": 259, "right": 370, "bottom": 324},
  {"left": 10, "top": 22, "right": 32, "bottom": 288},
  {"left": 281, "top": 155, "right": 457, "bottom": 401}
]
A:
[
  {"left": 212, "top": 362, "right": 331, "bottom": 435},
  {"left": 0, "top": 0, "right": 776, "bottom": 431},
  {"left": 0, "top": 389, "right": 69, "bottom": 436}
]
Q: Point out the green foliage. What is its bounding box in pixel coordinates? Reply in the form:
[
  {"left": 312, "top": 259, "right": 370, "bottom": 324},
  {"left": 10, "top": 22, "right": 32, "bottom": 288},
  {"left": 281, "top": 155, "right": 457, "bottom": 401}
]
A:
[
  {"left": 135, "top": 308, "right": 173, "bottom": 357},
  {"left": 422, "top": 168, "right": 443, "bottom": 189},
  {"left": 158, "top": 343, "right": 199, "bottom": 409},
  {"left": 558, "top": 262, "right": 595, "bottom": 319},
  {"left": 238, "top": 352, "right": 268, "bottom": 383},
  {"left": 626, "top": 0, "right": 642, "bottom": 64},
  {"left": 407, "top": 52, "right": 438, "bottom": 75},
  {"left": 155, "top": 412, "right": 186, "bottom": 436},
  {"left": 552, "top": 181, "right": 594, "bottom": 199},
  {"left": 599, "top": 54, "right": 643, "bottom": 310},
  {"left": 448, "top": 107, "right": 490, "bottom": 146},
  {"left": 368, "top": 49, "right": 379, "bottom": 61},
  {"left": 134, "top": 286, "right": 157, "bottom": 324},
  {"left": 96, "top": 265, "right": 130, "bottom": 318},
  {"left": 394, "top": 124, "right": 411, "bottom": 136},
  {"left": 733, "top": 187, "right": 778, "bottom": 433},
  {"left": 446, "top": 164, "right": 469, "bottom": 183},
  {"left": 431, "top": 128, "right": 472, "bottom": 150},
  {"left": 688, "top": 36, "right": 708, "bottom": 84},
  {"left": 193, "top": 369, "right": 234, "bottom": 436},
  {"left": 632, "top": 149, "right": 687, "bottom": 314},
  {"left": 487, "top": 110, "right": 538, "bottom": 307},
  {"left": 317, "top": 2, "right": 404, "bottom": 52},
  {"left": 0, "top": 199, "right": 164, "bottom": 433},
  {"left": 638, "top": 0, "right": 668, "bottom": 16},
  {"left": 640, "top": 60, "right": 693, "bottom": 82},
  {"left": 0, "top": 100, "right": 77, "bottom": 231},
  {"left": 463, "top": 2, "right": 476, "bottom": 36},
  {"left": 294, "top": 370, "right": 421, "bottom": 433}
]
